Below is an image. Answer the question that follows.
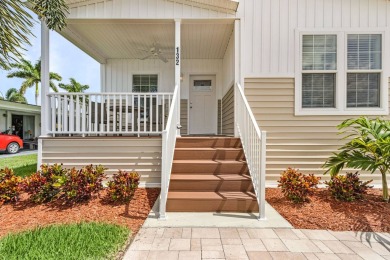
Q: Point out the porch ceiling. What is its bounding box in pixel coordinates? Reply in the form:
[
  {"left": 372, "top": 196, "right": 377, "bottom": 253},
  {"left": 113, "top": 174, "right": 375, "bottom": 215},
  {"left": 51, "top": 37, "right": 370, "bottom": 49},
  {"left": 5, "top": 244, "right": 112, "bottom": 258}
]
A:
[{"left": 60, "top": 19, "right": 234, "bottom": 63}]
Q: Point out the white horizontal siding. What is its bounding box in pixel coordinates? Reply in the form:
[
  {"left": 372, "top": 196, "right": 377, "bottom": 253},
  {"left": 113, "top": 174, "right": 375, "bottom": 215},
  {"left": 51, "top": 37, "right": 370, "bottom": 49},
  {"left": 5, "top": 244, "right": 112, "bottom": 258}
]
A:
[
  {"left": 68, "top": 0, "right": 236, "bottom": 19},
  {"left": 41, "top": 137, "right": 162, "bottom": 187},
  {"left": 238, "top": 0, "right": 390, "bottom": 76}
]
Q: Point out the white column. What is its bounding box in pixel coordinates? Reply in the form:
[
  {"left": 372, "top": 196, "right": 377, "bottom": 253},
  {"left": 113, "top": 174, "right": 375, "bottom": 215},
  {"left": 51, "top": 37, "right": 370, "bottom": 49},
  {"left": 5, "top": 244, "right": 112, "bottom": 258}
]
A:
[
  {"left": 41, "top": 19, "right": 50, "bottom": 136},
  {"left": 175, "top": 19, "right": 181, "bottom": 136}
]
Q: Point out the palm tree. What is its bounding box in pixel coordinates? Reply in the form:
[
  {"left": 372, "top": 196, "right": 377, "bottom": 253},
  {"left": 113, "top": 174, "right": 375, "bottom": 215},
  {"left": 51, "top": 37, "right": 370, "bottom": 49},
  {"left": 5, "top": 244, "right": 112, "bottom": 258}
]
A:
[
  {"left": 0, "top": 0, "right": 68, "bottom": 70},
  {"left": 7, "top": 59, "right": 62, "bottom": 105},
  {"left": 59, "top": 78, "right": 90, "bottom": 93},
  {"left": 5, "top": 88, "right": 27, "bottom": 104},
  {"left": 323, "top": 117, "right": 390, "bottom": 202}
]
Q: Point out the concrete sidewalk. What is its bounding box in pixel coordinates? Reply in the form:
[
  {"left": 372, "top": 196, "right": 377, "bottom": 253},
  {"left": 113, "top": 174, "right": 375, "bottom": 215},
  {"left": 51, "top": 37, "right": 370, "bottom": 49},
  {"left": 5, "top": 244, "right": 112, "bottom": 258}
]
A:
[{"left": 123, "top": 227, "right": 390, "bottom": 260}]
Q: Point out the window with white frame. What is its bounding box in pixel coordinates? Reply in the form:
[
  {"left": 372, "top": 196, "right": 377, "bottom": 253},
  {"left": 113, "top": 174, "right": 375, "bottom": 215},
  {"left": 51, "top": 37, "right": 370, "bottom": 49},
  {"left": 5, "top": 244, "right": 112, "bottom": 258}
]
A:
[
  {"left": 302, "top": 35, "right": 337, "bottom": 108},
  {"left": 347, "top": 34, "right": 381, "bottom": 108},
  {"left": 132, "top": 74, "right": 158, "bottom": 92},
  {"left": 297, "top": 32, "right": 386, "bottom": 115}
]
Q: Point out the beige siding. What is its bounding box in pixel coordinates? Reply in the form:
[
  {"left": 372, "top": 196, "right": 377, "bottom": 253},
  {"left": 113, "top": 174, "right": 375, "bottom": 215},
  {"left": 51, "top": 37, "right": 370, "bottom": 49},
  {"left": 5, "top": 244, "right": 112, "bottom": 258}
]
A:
[
  {"left": 41, "top": 137, "right": 161, "bottom": 187},
  {"left": 218, "top": 99, "right": 222, "bottom": 135},
  {"left": 181, "top": 99, "right": 188, "bottom": 135},
  {"left": 245, "top": 77, "right": 389, "bottom": 185},
  {"left": 222, "top": 85, "right": 234, "bottom": 135}
]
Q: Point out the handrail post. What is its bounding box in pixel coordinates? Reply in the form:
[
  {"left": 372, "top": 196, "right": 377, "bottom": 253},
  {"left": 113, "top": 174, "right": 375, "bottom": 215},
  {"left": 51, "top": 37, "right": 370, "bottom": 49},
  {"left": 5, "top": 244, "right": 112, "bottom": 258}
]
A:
[
  {"left": 259, "top": 130, "right": 267, "bottom": 220},
  {"left": 159, "top": 130, "right": 167, "bottom": 220}
]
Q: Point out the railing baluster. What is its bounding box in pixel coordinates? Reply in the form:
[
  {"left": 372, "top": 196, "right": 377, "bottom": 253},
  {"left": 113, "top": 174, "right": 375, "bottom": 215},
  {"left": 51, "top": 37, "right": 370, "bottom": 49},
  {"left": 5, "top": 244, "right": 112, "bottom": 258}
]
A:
[
  {"left": 82, "top": 95, "right": 86, "bottom": 135},
  {"left": 113, "top": 94, "right": 116, "bottom": 133},
  {"left": 119, "top": 94, "right": 122, "bottom": 133},
  {"left": 51, "top": 95, "right": 55, "bottom": 135},
  {"left": 58, "top": 96, "right": 62, "bottom": 133},
  {"left": 63, "top": 95, "right": 68, "bottom": 133},
  {"left": 132, "top": 94, "right": 135, "bottom": 133},
  {"left": 87, "top": 95, "right": 91, "bottom": 134},
  {"left": 125, "top": 94, "right": 129, "bottom": 132},
  {"left": 137, "top": 94, "right": 140, "bottom": 135}
]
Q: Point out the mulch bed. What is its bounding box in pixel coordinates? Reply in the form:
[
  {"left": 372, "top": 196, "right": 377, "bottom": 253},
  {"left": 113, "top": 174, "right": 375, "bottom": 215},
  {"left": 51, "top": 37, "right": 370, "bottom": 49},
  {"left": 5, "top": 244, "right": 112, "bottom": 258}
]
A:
[
  {"left": 266, "top": 188, "right": 390, "bottom": 232},
  {"left": 0, "top": 188, "right": 160, "bottom": 238}
]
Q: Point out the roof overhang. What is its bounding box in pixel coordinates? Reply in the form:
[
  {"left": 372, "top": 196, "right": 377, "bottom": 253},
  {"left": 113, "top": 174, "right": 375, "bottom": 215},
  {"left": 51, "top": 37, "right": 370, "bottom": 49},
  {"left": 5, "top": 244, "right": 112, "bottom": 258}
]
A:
[
  {"left": 0, "top": 100, "right": 41, "bottom": 114},
  {"left": 65, "top": 0, "right": 239, "bottom": 14}
]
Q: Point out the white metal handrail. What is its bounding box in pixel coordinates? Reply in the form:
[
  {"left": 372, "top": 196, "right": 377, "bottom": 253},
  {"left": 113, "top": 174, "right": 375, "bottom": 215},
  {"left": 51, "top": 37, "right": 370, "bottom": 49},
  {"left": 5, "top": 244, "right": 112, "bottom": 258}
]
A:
[
  {"left": 235, "top": 82, "right": 267, "bottom": 220},
  {"left": 159, "top": 84, "right": 180, "bottom": 220},
  {"left": 47, "top": 92, "right": 173, "bottom": 136}
]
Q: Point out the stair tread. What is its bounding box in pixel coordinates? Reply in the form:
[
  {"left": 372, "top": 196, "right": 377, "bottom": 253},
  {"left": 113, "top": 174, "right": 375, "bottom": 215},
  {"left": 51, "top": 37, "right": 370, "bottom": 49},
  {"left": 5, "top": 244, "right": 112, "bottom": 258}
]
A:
[
  {"left": 168, "top": 191, "right": 257, "bottom": 200},
  {"left": 173, "top": 160, "right": 246, "bottom": 164},
  {"left": 171, "top": 174, "right": 251, "bottom": 181}
]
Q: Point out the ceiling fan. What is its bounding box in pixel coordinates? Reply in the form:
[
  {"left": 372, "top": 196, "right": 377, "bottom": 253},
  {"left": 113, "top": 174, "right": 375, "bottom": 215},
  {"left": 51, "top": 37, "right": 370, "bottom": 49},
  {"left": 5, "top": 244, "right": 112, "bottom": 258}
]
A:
[{"left": 138, "top": 43, "right": 170, "bottom": 63}]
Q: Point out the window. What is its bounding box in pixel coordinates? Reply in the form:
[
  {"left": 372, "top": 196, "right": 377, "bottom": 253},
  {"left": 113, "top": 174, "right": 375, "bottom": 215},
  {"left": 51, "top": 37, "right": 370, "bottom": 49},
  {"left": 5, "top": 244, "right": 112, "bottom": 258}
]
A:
[
  {"left": 296, "top": 31, "right": 386, "bottom": 115},
  {"left": 302, "top": 35, "right": 337, "bottom": 108},
  {"left": 132, "top": 74, "right": 158, "bottom": 92},
  {"left": 347, "top": 34, "right": 381, "bottom": 108}
]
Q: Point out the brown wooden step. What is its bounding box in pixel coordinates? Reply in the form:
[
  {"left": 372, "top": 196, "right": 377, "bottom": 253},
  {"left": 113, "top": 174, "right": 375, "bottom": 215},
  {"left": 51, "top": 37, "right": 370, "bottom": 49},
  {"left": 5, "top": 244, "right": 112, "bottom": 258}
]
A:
[
  {"left": 176, "top": 137, "right": 242, "bottom": 148},
  {"left": 172, "top": 160, "right": 249, "bottom": 174},
  {"left": 174, "top": 148, "right": 245, "bottom": 160},
  {"left": 166, "top": 191, "right": 259, "bottom": 212},
  {"left": 169, "top": 174, "right": 253, "bottom": 191}
]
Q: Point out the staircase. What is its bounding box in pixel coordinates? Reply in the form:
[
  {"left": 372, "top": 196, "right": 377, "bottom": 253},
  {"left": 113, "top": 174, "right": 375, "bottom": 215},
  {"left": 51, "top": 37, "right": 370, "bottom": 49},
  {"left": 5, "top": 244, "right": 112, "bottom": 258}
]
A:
[{"left": 166, "top": 137, "right": 259, "bottom": 212}]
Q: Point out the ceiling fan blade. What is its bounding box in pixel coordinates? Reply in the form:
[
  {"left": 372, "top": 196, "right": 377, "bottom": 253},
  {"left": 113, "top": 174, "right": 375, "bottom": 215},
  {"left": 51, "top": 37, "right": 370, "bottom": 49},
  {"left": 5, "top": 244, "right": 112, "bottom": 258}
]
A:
[
  {"left": 140, "top": 54, "right": 153, "bottom": 60},
  {"left": 158, "top": 54, "right": 168, "bottom": 63}
]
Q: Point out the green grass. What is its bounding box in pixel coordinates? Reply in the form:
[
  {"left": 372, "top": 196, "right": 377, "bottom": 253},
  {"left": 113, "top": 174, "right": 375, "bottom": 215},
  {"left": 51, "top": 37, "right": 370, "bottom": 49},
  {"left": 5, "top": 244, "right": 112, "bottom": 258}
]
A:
[
  {"left": 0, "top": 154, "right": 37, "bottom": 177},
  {"left": 0, "top": 222, "right": 130, "bottom": 260}
]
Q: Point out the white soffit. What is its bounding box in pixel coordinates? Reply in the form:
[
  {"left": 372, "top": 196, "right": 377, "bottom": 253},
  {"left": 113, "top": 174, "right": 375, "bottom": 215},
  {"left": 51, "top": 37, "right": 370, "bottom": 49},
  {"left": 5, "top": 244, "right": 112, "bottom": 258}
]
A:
[{"left": 166, "top": 0, "right": 239, "bottom": 14}]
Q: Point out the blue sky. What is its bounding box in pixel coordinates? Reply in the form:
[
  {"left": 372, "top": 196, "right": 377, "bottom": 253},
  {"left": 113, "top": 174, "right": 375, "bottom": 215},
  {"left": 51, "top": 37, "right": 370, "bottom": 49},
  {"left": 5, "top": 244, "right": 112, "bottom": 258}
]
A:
[{"left": 0, "top": 15, "right": 100, "bottom": 105}]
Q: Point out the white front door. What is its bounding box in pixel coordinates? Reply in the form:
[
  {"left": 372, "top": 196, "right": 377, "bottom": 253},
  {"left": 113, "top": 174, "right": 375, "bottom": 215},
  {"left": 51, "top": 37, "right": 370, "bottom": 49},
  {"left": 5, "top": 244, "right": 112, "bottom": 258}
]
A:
[{"left": 189, "top": 75, "right": 217, "bottom": 135}]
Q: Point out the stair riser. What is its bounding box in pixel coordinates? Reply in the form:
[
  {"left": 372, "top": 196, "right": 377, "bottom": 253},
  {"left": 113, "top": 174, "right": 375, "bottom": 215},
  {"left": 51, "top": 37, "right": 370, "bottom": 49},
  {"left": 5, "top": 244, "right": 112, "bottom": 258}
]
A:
[
  {"left": 176, "top": 138, "right": 242, "bottom": 148},
  {"left": 169, "top": 180, "right": 254, "bottom": 192},
  {"left": 174, "top": 150, "right": 245, "bottom": 160},
  {"left": 167, "top": 199, "right": 259, "bottom": 212},
  {"left": 172, "top": 163, "right": 249, "bottom": 174}
]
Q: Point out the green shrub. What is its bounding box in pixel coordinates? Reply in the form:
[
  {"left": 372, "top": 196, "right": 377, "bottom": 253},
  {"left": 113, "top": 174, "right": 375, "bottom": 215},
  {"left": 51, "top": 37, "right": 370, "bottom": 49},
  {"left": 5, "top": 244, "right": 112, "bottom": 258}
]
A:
[
  {"left": 22, "top": 164, "right": 106, "bottom": 204},
  {"left": 107, "top": 170, "right": 140, "bottom": 202},
  {"left": 22, "top": 164, "right": 67, "bottom": 203},
  {"left": 278, "top": 168, "right": 320, "bottom": 203},
  {"left": 323, "top": 117, "right": 390, "bottom": 202},
  {"left": 59, "top": 165, "right": 106, "bottom": 203},
  {"left": 325, "top": 172, "right": 373, "bottom": 201},
  {"left": 0, "top": 168, "right": 22, "bottom": 204}
]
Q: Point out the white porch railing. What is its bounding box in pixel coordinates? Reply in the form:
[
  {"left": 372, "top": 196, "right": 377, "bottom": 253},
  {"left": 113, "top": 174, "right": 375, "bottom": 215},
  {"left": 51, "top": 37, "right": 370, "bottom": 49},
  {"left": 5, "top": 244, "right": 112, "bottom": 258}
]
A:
[
  {"left": 159, "top": 84, "right": 180, "bottom": 220},
  {"left": 47, "top": 92, "right": 174, "bottom": 136},
  {"left": 235, "top": 83, "right": 267, "bottom": 220}
]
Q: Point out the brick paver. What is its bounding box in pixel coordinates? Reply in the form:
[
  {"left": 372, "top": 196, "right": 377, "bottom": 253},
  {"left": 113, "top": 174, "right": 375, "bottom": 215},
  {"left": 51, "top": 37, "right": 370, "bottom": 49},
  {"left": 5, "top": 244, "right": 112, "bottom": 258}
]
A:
[{"left": 123, "top": 228, "right": 390, "bottom": 260}]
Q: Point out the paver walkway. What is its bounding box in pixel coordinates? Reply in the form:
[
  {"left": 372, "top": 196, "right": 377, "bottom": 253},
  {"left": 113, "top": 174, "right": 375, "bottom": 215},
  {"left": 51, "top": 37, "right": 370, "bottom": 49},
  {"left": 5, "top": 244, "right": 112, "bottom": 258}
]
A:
[{"left": 123, "top": 228, "right": 390, "bottom": 260}]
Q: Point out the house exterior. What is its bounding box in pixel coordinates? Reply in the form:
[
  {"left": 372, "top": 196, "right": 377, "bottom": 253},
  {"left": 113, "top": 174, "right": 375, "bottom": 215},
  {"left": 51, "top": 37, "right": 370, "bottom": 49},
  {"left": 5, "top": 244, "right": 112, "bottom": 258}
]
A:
[
  {"left": 0, "top": 100, "right": 41, "bottom": 140},
  {"left": 38, "top": 0, "right": 390, "bottom": 217}
]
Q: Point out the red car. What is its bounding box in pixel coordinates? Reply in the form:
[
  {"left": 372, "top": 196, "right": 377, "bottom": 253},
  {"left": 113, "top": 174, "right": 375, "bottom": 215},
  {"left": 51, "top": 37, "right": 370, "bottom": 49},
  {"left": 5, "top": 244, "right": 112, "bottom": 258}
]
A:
[{"left": 0, "top": 131, "right": 23, "bottom": 154}]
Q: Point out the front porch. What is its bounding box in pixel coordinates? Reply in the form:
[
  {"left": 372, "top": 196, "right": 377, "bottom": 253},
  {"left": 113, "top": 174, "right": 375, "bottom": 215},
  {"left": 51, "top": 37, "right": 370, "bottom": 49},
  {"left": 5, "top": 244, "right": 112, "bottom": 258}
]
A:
[
  {"left": 42, "top": 18, "right": 237, "bottom": 137},
  {"left": 39, "top": 17, "right": 267, "bottom": 220}
]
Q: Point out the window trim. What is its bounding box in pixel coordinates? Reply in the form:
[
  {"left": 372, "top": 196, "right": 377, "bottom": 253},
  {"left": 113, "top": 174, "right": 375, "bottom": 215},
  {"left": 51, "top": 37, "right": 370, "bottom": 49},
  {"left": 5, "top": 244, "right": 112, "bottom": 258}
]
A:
[{"left": 295, "top": 29, "right": 388, "bottom": 116}]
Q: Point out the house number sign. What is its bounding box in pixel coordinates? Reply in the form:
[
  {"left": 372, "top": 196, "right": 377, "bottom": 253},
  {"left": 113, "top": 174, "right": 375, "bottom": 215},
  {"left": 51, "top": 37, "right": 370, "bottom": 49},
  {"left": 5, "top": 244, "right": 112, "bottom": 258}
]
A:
[{"left": 176, "top": 47, "right": 180, "bottom": 66}]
